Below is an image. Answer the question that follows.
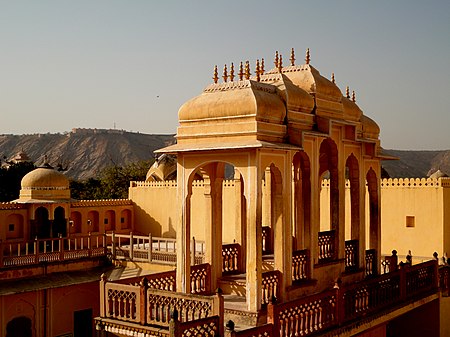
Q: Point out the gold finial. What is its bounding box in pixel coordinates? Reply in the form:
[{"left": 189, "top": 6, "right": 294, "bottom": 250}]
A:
[
  {"left": 238, "top": 61, "right": 244, "bottom": 81},
  {"left": 244, "top": 60, "right": 251, "bottom": 80},
  {"left": 222, "top": 64, "right": 228, "bottom": 83},
  {"left": 256, "top": 59, "right": 260, "bottom": 82},
  {"left": 261, "top": 58, "right": 265, "bottom": 74},
  {"left": 278, "top": 54, "right": 283, "bottom": 73},
  {"left": 331, "top": 73, "right": 335, "bottom": 84},
  {"left": 305, "top": 48, "right": 310, "bottom": 64},
  {"left": 290, "top": 47, "right": 295, "bottom": 66},
  {"left": 352, "top": 90, "right": 356, "bottom": 102},
  {"left": 345, "top": 86, "right": 350, "bottom": 99},
  {"left": 274, "top": 51, "right": 279, "bottom": 68},
  {"left": 229, "top": 62, "right": 235, "bottom": 82},
  {"left": 213, "top": 65, "right": 218, "bottom": 84}
]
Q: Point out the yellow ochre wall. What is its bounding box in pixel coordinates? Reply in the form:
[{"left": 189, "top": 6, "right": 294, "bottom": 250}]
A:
[{"left": 321, "top": 177, "right": 450, "bottom": 260}]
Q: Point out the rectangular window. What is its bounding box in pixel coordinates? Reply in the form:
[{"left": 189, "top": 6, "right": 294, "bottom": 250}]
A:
[
  {"left": 104, "top": 218, "right": 108, "bottom": 225},
  {"left": 121, "top": 217, "right": 125, "bottom": 223},
  {"left": 8, "top": 224, "right": 14, "bottom": 232},
  {"left": 406, "top": 216, "right": 415, "bottom": 228}
]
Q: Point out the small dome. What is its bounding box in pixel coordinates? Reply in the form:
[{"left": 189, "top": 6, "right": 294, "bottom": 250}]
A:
[
  {"left": 146, "top": 154, "right": 177, "bottom": 181},
  {"left": 18, "top": 166, "right": 70, "bottom": 202},
  {"left": 360, "top": 114, "right": 380, "bottom": 139},
  {"left": 22, "top": 167, "right": 69, "bottom": 189},
  {"left": 342, "top": 96, "right": 362, "bottom": 122},
  {"left": 429, "top": 169, "right": 448, "bottom": 179},
  {"left": 178, "top": 80, "right": 285, "bottom": 124}
]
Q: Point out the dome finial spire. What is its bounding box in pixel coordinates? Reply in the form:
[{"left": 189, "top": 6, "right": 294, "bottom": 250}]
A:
[
  {"left": 213, "top": 65, "right": 218, "bottom": 84},
  {"left": 244, "top": 60, "right": 251, "bottom": 80},
  {"left": 261, "top": 58, "right": 265, "bottom": 74},
  {"left": 352, "top": 90, "right": 356, "bottom": 102},
  {"left": 290, "top": 47, "right": 296, "bottom": 66},
  {"left": 331, "top": 73, "right": 335, "bottom": 84},
  {"left": 238, "top": 61, "right": 244, "bottom": 81},
  {"left": 346, "top": 86, "right": 350, "bottom": 99},
  {"left": 229, "top": 63, "right": 235, "bottom": 82},
  {"left": 278, "top": 54, "right": 283, "bottom": 73},
  {"left": 256, "top": 59, "right": 261, "bottom": 82},
  {"left": 274, "top": 51, "right": 279, "bottom": 68},
  {"left": 305, "top": 48, "right": 310, "bottom": 64},
  {"left": 222, "top": 64, "right": 228, "bottom": 83}
]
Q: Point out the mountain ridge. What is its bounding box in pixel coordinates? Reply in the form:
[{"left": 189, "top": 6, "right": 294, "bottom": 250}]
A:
[{"left": 0, "top": 130, "right": 448, "bottom": 180}]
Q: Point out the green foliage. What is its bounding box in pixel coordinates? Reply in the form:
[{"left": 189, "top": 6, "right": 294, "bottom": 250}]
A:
[
  {"left": 70, "top": 159, "right": 154, "bottom": 200},
  {"left": 0, "top": 162, "right": 36, "bottom": 202}
]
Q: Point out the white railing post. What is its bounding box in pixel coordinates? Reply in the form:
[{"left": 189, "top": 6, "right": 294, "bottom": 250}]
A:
[
  {"left": 111, "top": 231, "right": 116, "bottom": 259},
  {"left": 148, "top": 233, "right": 152, "bottom": 263},
  {"left": 129, "top": 231, "right": 134, "bottom": 260},
  {"left": 191, "top": 237, "right": 196, "bottom": 266}
]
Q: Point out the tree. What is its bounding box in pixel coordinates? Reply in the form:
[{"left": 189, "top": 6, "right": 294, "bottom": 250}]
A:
[
  {"left": 0, "top": 162, "right": 36, "bottom": 201},
  {"left": 70, "top": 159, "right": 154, "bottom": 200}
]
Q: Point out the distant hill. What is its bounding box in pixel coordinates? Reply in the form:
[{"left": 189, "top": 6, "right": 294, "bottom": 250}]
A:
[
  {"left": 382, "top": 149, "right": 450, "bottom": 178},
  {"left": 0, "top": 129, "right": 175, "bottom": 180},
  {"left": 0, "top": 130, "right": 448, "bottom": 180}
]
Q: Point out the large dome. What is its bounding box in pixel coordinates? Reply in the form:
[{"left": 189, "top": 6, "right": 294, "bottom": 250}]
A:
[
  {"left": 18, "top": 166, "right": 70, "bottom": 202},
  {"left": 22, "top": 166, "right": 69, "bottom": 189}
]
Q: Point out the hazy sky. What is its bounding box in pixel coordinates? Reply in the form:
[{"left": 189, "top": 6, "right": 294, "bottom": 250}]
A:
[{"left": 1, "top": 1, "right": 449, "bottom": 150}]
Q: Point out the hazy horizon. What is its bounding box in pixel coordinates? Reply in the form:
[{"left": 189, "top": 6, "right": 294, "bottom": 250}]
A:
[{"left": 1, "top": 1, "right": 449, "bottom": 150}]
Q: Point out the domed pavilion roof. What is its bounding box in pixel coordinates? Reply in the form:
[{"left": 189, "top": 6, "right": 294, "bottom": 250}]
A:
[{"left": 17, "top": 164, "right": 70, "bottom": 203}]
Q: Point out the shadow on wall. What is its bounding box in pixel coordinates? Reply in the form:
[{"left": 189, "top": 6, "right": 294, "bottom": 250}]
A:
[
  {"left": 162, "top": 217, "right": 176, "bottom": 238},
  {"left": 6, "top": 316, "right": 32, "bottom": 337},
  {"left": 133, "top": 204, "right": 162, "bottom": 236}
]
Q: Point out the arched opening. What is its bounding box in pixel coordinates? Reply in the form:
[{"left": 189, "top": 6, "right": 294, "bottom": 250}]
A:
[
  {"left": 318, "top": 138, "right": 339, "bottom": 262},
  {"left": 87, "top": 210, "right": 99, "bottom": 232},
  {"left": 6, "top": 316, "right": 32, "bottom": 337},
  {"left": 53, "top": 206, "right": 67, "bottom": 238},
  {"left": 365, "top": 168, "right": 380, "bottom": 275},
  {"left": 345, "top": 154, "right": 360, "bottom": 271},
  {"left": 292, "top": 151, "right": 311, "bottom": 281},
  {"left": 292, "top": 151, "right": 311, "bottom": 251},
  {"left": 32, "top": 207, "right": 50, "bottom": 239},
  {"left": 120, "top": 209, "right": 132, "bottom": 230},
  {"left": 6, "top": 214, "right": 24, "bottom": 240},
  {"left": 366, "top": 168, "right": 379, "bottom": 250},
  {"left": 70, "top": 211, "right": 82, "bottom": 234},
  {"left": 104, "top": 210, "right": 116, "bottom": 232}
]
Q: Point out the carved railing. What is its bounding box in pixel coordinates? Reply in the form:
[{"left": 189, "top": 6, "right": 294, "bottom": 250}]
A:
[
  {"left": 365, "top": 249, "right": 377, "bottom": 277},
  {"left": 318, "top": 230, "right": 336, "bottom": 262},
  {"left": 381, "top": 250, "right": 398, "bottom": 275},
  {"left": 175, "top": 314, "right": 220, "bottom": 337},
  {"left": 222, "top": 243, "right": 241, "bottom": 274},
  {"left": 268, "top": 288, "right": 338, "bottom": 337},
  {"left": 104, "top": 281, "right": 142, "bottom": 324},
  {"left": 292, "top": 249, "right": 308, "bottom": 282},
  {"left": 225, "top": 321, "right": 274, "bottom": 337},
  {"left": 0, "top": 233, "right": 107, "bottom": 268},
  {"left": 262, "top": 270, "right": 281, "bottom": 305},
  {"left": 342, "top": 270, "right": 401, "bottom": 321},
  {"left": 262, "top": 226, "right": 273, "bottom": 254},
  {"left": 439, "top": 265, "right": 450, "bottom": 296},
  {"left": 344, "top": 240, "right": 359, "bottom": 272},
  {"left": 146, "top": 288, "right": 222, "bottom": 328},
  {"left": 267, "top": 260, "right": 439, "bottom": 337},
  {"left": 190, "top": 263, "right": 211, "bottom": 294}
]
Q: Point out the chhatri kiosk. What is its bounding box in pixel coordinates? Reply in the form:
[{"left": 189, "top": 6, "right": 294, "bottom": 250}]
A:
[{"left": 157, "top": 48, "right": 383, "bottom": 313}]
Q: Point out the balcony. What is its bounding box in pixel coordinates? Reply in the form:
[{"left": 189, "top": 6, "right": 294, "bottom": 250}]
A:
[{"left": 95, "top": 258, "right": 448, "bottom": 337}]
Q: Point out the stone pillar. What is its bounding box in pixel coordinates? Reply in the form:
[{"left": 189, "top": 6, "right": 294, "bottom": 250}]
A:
[
  {"left": 246, "top": 161, "right": 262, "bottom": 311},
  {"left": 176, "top": 161, "right": 191, "bottom": 293},
  {"left": 203, "top": 163, "right": 224, "bottom": 291}
]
